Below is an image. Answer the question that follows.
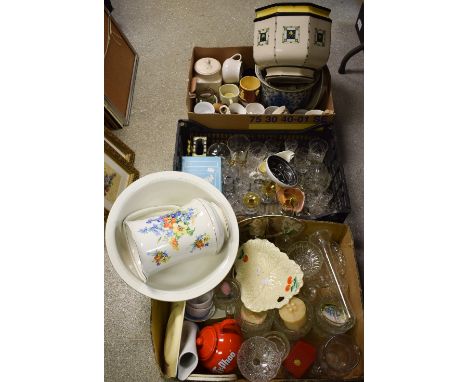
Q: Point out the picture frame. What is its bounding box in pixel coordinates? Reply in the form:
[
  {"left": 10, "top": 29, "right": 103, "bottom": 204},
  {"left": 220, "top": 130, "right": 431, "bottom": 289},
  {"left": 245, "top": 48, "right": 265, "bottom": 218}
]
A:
[
  {"left": 104, "top": 126, "right": 135, "bottom": 164},
  {"left": 104, "top": 8, "right": 139, "bottom": 128},
  {"left": 104, "top": 141, "right": 139, "bottom": 221}
]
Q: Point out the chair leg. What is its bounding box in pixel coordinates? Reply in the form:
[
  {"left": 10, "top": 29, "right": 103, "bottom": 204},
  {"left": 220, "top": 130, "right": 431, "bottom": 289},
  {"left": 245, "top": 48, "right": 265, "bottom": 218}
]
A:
[{"left": 338, "top": 44, "right": 364, "bottom": 74}]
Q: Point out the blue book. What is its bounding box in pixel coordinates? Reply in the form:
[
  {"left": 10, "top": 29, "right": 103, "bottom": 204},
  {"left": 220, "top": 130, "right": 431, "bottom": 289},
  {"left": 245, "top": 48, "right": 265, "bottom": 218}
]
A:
[{"left": 181, "top": 156, "right": 222, "bottom": 191}]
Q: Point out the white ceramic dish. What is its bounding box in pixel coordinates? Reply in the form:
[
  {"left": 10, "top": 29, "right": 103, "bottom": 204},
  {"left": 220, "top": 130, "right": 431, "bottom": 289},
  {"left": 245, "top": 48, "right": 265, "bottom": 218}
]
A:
[{"left": 105, "top": 171, "right": 239, "bottom": 301}]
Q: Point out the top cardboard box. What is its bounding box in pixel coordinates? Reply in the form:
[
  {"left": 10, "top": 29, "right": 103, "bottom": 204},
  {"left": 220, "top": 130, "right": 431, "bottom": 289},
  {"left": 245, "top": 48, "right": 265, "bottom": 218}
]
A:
[{"left": 186, "top": 46, "right": 335, "bottom": 130}]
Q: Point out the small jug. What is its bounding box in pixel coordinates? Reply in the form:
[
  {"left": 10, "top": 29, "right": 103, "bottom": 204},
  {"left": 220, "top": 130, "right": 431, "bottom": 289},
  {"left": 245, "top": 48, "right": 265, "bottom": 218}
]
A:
[{"left": 222, "top": 53, "right": 243, "bottom": 83}]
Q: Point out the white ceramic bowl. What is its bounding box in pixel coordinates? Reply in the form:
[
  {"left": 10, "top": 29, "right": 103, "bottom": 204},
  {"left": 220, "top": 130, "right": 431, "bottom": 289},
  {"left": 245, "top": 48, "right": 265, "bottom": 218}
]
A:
[{"left": 105, "top": 171, "right": 239, "bottom": 301}]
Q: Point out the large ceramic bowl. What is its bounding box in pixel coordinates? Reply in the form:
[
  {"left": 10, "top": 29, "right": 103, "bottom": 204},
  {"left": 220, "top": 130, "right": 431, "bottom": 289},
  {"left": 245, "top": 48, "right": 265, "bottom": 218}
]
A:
[
  {"left": 255, "top": 65, "right": 319, "bottom": 111},
  {"left": 105, "top": 171, "right": 239, "bottom": 301}
]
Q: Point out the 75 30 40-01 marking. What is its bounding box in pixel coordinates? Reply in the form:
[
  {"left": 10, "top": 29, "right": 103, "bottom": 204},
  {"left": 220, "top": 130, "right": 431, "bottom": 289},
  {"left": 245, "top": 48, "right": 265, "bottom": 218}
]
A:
[{"left": 249, "top": 115, "right": 323, "bottom": 123}]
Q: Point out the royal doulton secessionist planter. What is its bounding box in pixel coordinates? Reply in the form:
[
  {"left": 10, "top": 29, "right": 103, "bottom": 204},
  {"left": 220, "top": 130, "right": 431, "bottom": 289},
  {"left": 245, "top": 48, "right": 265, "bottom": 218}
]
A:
[{"left": 253, "top": 3, "right": 332, "bottom": 73}]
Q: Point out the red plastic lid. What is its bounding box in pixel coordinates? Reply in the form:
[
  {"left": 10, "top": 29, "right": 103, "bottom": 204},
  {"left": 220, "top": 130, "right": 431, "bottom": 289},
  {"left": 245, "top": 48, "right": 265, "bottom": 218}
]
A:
[{"left": 196, "top": 326, "right": 217, "bottom": 361}]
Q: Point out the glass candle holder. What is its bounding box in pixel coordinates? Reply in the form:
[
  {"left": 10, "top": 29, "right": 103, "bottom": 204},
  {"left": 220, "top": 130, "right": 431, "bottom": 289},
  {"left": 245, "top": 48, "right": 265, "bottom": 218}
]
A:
[
  {"left": 235, "top": 304, "right": 274, "bottom": 339},
  {"left": 237, "top": 336, "right": 282, "bottom": 382},
  {"left": 273, "top": 296, "right": 314, "bottom": 341}
]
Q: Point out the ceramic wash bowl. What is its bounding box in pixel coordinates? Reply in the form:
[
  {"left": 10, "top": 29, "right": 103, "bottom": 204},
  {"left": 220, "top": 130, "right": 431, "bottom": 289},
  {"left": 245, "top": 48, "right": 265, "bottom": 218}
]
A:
[{"left": 105, "top": 171, "right": 239, "bottom": 301}]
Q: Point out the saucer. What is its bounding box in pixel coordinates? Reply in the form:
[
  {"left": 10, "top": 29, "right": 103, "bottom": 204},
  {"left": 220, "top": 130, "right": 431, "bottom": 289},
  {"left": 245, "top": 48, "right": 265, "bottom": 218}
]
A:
[
  {"left": 184, "top": 304, "right": 216, "bottom": 323},
  {"left": 265, "top": 66, "right": 316, "bottom": 79}
]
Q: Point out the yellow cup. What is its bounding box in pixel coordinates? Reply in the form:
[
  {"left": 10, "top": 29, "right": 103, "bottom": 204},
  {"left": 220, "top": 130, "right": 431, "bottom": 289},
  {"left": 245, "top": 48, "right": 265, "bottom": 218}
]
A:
[{"left": 239, "top": 76, "right": 261, "bottom": 103}]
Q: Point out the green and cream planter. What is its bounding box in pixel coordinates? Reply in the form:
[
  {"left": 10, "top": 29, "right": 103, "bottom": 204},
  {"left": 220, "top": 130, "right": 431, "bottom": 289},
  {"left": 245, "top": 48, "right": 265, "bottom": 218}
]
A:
[{"left": 253, "top": 3, "right": 332, "bottom": 72}]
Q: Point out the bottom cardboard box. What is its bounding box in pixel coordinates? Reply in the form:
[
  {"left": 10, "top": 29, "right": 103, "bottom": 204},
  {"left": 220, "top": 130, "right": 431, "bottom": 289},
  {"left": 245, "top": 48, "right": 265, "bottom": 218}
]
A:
[{"left": 151, "top": 219, "right": 364, "bottom": 381}]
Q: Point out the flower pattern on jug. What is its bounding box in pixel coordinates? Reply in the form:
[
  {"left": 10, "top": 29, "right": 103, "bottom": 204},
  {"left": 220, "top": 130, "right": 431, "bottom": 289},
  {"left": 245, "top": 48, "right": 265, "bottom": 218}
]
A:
[
  {"left": 191, "top": 233, "right": 210, "bottom": 252},
  {"left": 139, "top": 208, "right": 197, "bottom": 250},
  {"left": 150, "top": 250, "right": 170, "bottom": 266}
]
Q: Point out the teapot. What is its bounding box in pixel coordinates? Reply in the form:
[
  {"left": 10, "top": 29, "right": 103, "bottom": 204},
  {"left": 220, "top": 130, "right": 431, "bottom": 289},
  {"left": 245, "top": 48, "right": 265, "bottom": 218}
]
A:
[{"left": 196, "top": 319, "right": 243, "bottom": 374}]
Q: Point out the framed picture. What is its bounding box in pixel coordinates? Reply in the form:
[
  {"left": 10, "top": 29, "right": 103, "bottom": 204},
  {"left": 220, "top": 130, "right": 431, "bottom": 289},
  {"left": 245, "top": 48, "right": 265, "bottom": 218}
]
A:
[
  {"left": 104, "top": 8, "right": 139, "bottom": 128},
  {"left": 105, "top": 141, "right": 139, "bottom": 221},
  {"left": 104, "top": 126, "right": 135, "bottom": 164}
]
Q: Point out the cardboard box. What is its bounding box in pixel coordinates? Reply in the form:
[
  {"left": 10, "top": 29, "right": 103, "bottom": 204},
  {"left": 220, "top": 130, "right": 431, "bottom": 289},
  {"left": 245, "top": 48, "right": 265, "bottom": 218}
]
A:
[
  {"left": 151, "top": 219, "right": 364, "bottom": 381},
  {"left": 186, "top": 47, "right": 335, "bottom": 130}
]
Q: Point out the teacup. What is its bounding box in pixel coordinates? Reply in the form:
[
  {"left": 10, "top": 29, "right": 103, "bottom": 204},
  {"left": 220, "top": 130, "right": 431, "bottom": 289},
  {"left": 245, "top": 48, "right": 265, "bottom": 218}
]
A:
[
  {"left": 219, "top": 84, "right": 240, "bottom": 105},
  {"left": 124, "top": 198, "right": 229, "bottom": 280},
  {"left": 272, "top": 106, "right": 288, "bottom": 115},
  {"left": 239, "top": 76, "right": 261, "bottom": 103},
  {"left": 222, "top": 54, "right": 243, "bottom": 83},
  {"left": 194, "top": 102, "right": 215, "bottom": 114},
  {"left": 264, "top": 106, "right": 278, "bottom": 115},
  {"left": 197, "top": 88, "right": 218, "bottom": 104},
  {"left": 245, "top": 103, "right": 265, "bottom": 115},
  {"left": 305, "top": 109, "right": 324, "bottom": 116},
  {"left": 229, "top": 103, "right": 246, "bottom": 115},
  {"left": 219, "top": 105, "right": 231, "bottom": 115}
]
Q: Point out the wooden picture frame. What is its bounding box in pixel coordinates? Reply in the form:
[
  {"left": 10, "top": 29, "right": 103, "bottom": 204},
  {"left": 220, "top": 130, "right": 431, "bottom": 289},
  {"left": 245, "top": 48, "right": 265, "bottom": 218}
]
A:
[
  {"left": 104, "top": 126, "right": 135, "bottom": 164},
  {"left": 104, "top": 141, "right": 139, "bottom": 221},
  {"left": 104, "top": 8, "right": 139, "bottom": 128}
]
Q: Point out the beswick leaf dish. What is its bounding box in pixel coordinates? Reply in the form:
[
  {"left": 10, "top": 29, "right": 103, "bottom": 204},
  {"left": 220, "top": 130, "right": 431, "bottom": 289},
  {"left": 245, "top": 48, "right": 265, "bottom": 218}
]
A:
[{"left": 235, "top": 239, "right": 303, "bottom": 312}]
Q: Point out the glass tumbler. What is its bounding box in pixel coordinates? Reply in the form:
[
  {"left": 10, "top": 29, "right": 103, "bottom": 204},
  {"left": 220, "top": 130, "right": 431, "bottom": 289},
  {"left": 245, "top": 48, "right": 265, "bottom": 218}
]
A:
[
  {"left": 227, "top": 134, "right": 250, "bottom": 166},
  {"left": 265, "top": 139, "right": 283, "bottom": 156},
  {"left": 249, "top": 141, "right": 268, "bottom": 161},
  {"left": 284, "top": 138, "right": 299, "bottom": 152},
  {"left": 313, "top": 334, "right": 361, "bottom": 377},
  {"left": 308, "top": 138, "right": 328, "bottom": 163}
]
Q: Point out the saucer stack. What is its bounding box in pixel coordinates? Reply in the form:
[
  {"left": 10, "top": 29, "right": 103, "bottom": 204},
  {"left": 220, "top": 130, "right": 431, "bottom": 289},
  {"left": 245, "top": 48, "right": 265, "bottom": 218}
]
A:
[{"left": 185, "top": 290, "right": 216, "bottom": 322}]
